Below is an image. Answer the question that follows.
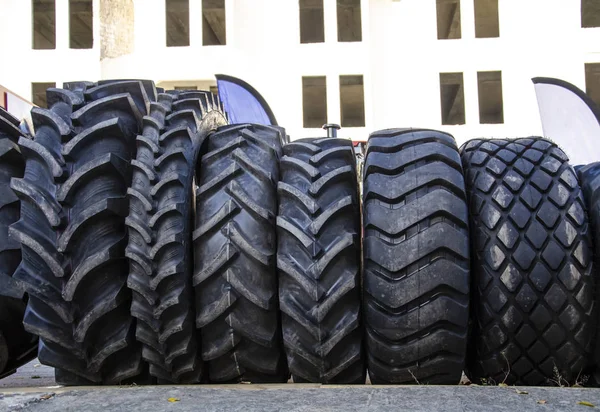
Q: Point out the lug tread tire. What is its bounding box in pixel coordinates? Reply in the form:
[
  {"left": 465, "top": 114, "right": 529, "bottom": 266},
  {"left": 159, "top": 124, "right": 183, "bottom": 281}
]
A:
[
  {"left": 127, "top": 90, "right": 227, "bottom": 383},
  {"left": 0, "top": 107, "right": 37, "bottom": 377},
  {"left": 193, "top": 124, "right": 288, "bottom": 383},
  {"left": 277, "top": 137, "right": 365, "bottom": 384},
  {"left": 12, "top": 81, "right": 151, "bottom": 384},
  {"left": 363, "top": 128, "right": 470, "bottom": 384}
]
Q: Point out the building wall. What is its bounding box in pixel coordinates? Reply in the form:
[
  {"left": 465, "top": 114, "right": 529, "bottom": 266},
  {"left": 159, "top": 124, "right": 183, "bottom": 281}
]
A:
[{"left": 0, "top": 0, "right": 599, "bottom": 145}]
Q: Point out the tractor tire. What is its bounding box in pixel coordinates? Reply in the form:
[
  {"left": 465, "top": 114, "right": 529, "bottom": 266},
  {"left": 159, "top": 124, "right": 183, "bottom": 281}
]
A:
[
  {"left": 127, "top": 91, "right": 227, "bottom": 383},
  {"left": 0, "top": 108, "right": 26, "bottom": 299},
  {"left": 0, "top": 108, "right": 37, "bottom": 377},
  {"left": 193, "top": 124, "right": 288, "bottom": 383},
  {"left": 11, "top": 81, "right": 150, "bottom": 385},
  {"left": 461, "top": 138, "right": 595, "bottom": 386},
  {"left": 363, "top": 129, "right": 470, "bottom": 385},
  {"left": 10, "top": 87, "right": 88, "bottom": 383},
  {"left": 277, "top": 138, "right": 364, "bottom": 383}
]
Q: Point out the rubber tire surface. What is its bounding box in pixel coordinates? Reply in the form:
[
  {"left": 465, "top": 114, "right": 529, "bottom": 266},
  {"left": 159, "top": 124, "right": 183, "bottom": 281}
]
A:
[
  {"left": 363, "top": 129, "right": 470, "bottom": 384},
  {"left": 277, "top": 137, "right": 365, "bottom": 383},
  {"left": 0, "top": 108, "right": 37, "bottom": 377},
  {"left": 127, "top": 90, "right": 227, "bottom": 383},
  {"left": 193, "top": 124, "right": 289, "bottom": 383},
  {"left": 577, "top": 162, "right": 600, "bottom": 383},
  {"left": 11, "top": 81, "right": 150, "bottom": 384},
  {"left": 462, "top": 138, "right": 595, "bottom": 386}
]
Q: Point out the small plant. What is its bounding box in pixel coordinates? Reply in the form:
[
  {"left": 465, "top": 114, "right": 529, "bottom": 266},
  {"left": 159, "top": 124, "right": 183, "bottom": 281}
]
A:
[
  {"left": 407, "top": 369, "right": 421, "bottom": 385},
  {"left": 548, "top": 365, "right": 589, "bottom": 387}
]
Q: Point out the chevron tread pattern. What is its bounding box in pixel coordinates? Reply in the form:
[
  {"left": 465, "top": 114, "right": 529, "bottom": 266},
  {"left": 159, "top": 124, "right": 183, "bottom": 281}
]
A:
[
  {"left": 277, "top": 137, "right": 364, "bottom": 383},
  {"left": 0, "top": 107, "right": 38, "bottom": 377},
  {"left": 9, "top": 87, "right": 89, "bottom": 382},
  {"left": 193, "top": 124, "right": 288, "bottom": 383},
  {"left": 12, "top": 81, "right": 154, "bottom": 384},
  {"left": 127, "top": 89, "right": 227, "bottom": 383}
]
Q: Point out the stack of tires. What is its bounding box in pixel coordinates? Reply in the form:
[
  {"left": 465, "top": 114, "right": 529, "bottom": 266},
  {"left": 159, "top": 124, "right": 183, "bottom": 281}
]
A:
[{"left": 0, "top": 79, "right": 599, "bottom": 387}]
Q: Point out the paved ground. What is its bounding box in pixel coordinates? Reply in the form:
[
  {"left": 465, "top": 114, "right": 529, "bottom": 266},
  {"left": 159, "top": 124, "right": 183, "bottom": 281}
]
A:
[
  {"left": 0, "top": 361, "right": 54, "bottom": 389},
  {"left": 2, "top": 384, "right": 600, "bottom": 412},
  {"left": 1, "top": 361, "right": 600, "bottom": 411}
]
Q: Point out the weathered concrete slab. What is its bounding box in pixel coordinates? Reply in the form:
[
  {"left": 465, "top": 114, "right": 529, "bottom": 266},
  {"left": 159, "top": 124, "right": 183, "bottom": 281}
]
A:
[
  {"left": 1, "top": 361, "right": 600, "bottom": 411},
  {"left": 1, "top": 385, "right": 600, "bottom": 412},
  {"left": 0, "top": 361, "right": 54, "bottom": 389}
]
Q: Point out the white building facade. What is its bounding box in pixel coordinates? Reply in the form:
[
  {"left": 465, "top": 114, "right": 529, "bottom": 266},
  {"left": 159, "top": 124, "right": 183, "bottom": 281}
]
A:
[{"left": 0, "top": 0, "right": 599, "bottom": 145}]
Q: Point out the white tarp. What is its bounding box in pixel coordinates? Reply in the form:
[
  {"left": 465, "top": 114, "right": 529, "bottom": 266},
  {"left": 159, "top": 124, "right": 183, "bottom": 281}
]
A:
[
  {"left": 0, "top": 84, "right": 34, "bottom": 133},
  {"left": 533, "top": 77, "right": 600, "bottom": 165}
]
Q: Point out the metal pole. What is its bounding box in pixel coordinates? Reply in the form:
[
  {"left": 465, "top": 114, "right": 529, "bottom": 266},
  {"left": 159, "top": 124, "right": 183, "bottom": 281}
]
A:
[{"left": 322, "top": 123, "right": 341, "bottom": 138}]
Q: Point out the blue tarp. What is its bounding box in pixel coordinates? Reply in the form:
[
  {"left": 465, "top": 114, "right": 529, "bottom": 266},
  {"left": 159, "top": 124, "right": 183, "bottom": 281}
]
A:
[{"left": 216, "top": 75, "right": 278, "bottom": 126}]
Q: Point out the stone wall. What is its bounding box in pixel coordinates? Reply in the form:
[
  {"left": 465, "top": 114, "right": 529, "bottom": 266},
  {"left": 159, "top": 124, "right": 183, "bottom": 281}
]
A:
[{"left": 100, "top": 0, "right": 134, "bottom": 59}]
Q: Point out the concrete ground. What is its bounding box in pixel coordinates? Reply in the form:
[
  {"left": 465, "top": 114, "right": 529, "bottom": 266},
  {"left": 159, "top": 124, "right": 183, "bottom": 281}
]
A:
[
  {"left": 0, "top": 361, "right": 55, "bottom": 389},
  {"left": 0, "top": 361, "right": 600, "bottom": 411}
]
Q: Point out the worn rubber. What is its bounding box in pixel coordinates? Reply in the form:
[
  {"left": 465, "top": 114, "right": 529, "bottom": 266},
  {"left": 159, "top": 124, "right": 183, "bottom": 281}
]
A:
[
  {"left": 277, "top": 137, "right": 364, "bottom": 383},
  {"left": 362, "top": 129, "right": 470, "bottom": 384},
  {"left": 193, "top": 124, "right": 289, "bottom": 383},
  {"left": 462, "top": 138, "right": 595, "bottom": 386},
  {"left": 0, "top": 107, "right": 37, "bottom": 377},
  {"left": 127, "top": 90, "right": 227, "bottom": 383},
  {"left": 11, "top": 81, "right": 150, "bottom": 384}
]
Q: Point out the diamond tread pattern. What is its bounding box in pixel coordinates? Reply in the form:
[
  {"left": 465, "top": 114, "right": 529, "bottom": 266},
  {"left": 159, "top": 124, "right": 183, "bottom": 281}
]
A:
[
  {"left": 461, "top": 137, "right": 595, "bottom": 386},
  {"left": 277, "top": 138, "right": 365, "bottom": 383},
  {"left": 193, "top": 124, "right": 289, "bottom": 383},
  {"left": 362, "top": 129, "right": 470, "bottom": 384}
]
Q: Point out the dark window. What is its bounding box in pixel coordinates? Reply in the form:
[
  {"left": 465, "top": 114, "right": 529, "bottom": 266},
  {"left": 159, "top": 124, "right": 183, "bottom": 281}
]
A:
[
  {"left": 32, "top": 82, "right": 56, "bottom": 108},
  {"left": 166, "top": 0, "right": 189, "bottom": 47},
  {"left": 337, "top": 0, "right": 361, "bottom": 42},
  {"left": 585, "top": 63, "right": 600, "bottom": 107},
  {"left": 439, "top": 73, "right": 465, "bottom": 125},
  {"left": 340, "top": 75, "right": 365, "bottom": 127},
  {"left": 582, "top": 0, "right": 600, "bottom": 28},
  {"left": 203, "top": 0, "right": 226, "bottom": 45},
  {"left": 210, "top": 85, "right": 218, "bottom": 95},
  {"left": 174, "top": 86, "right": 198, "bottom": 90},
  {"left": 436, "top": 0, "right": 461, "bottom": 40},
  {"left": 32, "top": 0, "right": 56, "bottom": 49},
  {"left": 70, "top": 0, "right": 93, "bottom": 49},
  {"left": 300, "top": 0, "right": 324, "bottom": 43},
  {"left": 478, "top": 71, "right": 504, "bottom": 124},
  {"left": 302, "top": 76, "right": 327, "bottom": 128},
  {"left": 474, "top": 0, "right": 499, "bottom": 38}
]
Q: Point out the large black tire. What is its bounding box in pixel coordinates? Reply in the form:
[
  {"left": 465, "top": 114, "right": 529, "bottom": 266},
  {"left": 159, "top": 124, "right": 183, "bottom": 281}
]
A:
[
  {"left": 0, "top": 109, "right": 26, "bottom": 298},
  {"left": 363, "top": 129, "right": 470, "bottom": 384},
  {"left": 10, "top": 87, "right": 86, "bottom": 381},
  {"left": 11, "top": 81, "right": 150, "bottom": 384},
  {"left": 577, "top": 162, "right": 600, "bottom": 383},
  {"left": 193, "top": 124, "right": 288, "bottom": 383},
  {"left": 127, "top": 91, "right": 227, "bottom": 383},
  {"left": 462, "top": 138, "right": 595, "bottom": 386},
  {"left": 277, "top": 138, "right": 364, "bottom": 383},
  {"left": 0, "top": 108, "right": 37, "bottom": 377}
]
